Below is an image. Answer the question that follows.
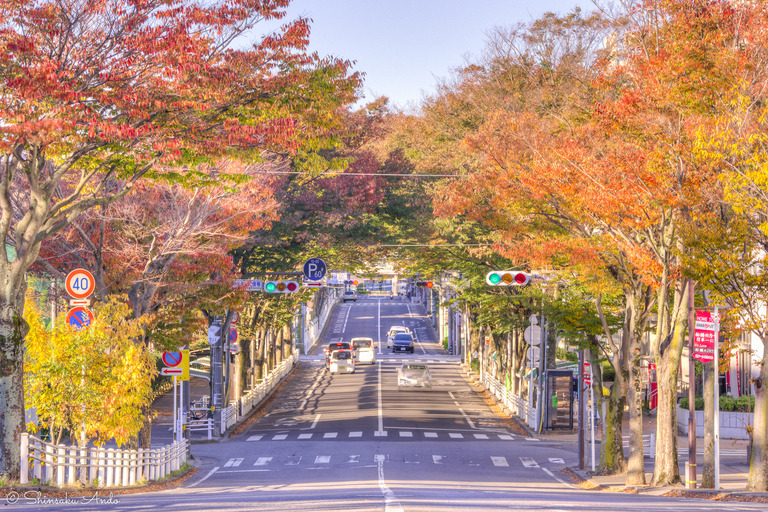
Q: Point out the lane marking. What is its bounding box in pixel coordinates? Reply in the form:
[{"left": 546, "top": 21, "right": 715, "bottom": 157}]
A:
[
  {"left": 399, "top": 431, "right": 413, "bottom": 438},
  {"left": 247, "top": 435, "right": 263, "bottom": 442},
  {"left": 310, "top": 414, "right": 321, "bottom": 429},
  {"left": 449, "top": 433, "right": 464, "bottom": 439},
  {"left": 456, "top": 407, "right": 476, "bottom": 429},
  {"left": 342, "top": 305, "right": 351, "bottom": 333},
  {"left": 273, "top": 434, "right": 287, "bottom": 440},
  {"left": 549, "top": 458, "right": 565, "bottom": 464},
  {"left": 425, "top": 432, "right": 438, "bottom": 438},
  {"left": 349, "top": 431, "right": 363, "bottom": 438},
  {"left": 324, "top": 432, "right": 338, "bottom": 439},
  {"left": 410, "top": 323, "right": 427, "bottom": 354},
  {"left": 298, "top": 433, "right": 313, "bottom": 440},
  {"left": 474, "top": 433, "right": 489, "bottom": 440},
  {"left": 491, "top": 456, "right": 509, "bottom": 467},
  {"left": 377, "top": 455, "right": 404, "bottom": 512},
  {"left": 378, "top": 299, "right": 382, "bottom": 354},
  {"left": 254, "top": 457, "right": 272, "bottom": 466},
  {"left": 224, "top": 458, "right": 243, "bottom": 467},
  {"left": 432, "top": 455, "right": 444, "bottom": 464},
  {"left": 347, "top": 455, "right": 360, "bottom": 463},
  {"left": 315, "top": 455, "right": 331, "bottom": 464},
  {"left": 542, "top": 467, "right": 576, "bottom": 488},
  {"left": 376, "top": 361, "right": 385, "bottom": 435},
  {"left": 520, "top": 457, "right": 539, "bottom": 468},
  {"left": 187, "top": 466, "right": 218, "bottom": 487},
  {"left": 498, "top": 434, "right": 515, "bottom": 440}
]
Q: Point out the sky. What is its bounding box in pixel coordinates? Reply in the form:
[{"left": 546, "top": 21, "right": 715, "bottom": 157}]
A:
[{"left": 258, "top": 0, "right": 595, "bottom": 109}]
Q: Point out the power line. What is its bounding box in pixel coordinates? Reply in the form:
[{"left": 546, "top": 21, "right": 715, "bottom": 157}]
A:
[{"left": 252, "top": 170, "right": 468, "bottom": 178}]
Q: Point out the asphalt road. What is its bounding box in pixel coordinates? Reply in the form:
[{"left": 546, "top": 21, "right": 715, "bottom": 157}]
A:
[{"left": 7, "top": 296, "right": 767, "bottom": 511}]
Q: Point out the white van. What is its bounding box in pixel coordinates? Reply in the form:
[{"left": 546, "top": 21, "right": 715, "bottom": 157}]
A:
[{"left": 351, "top": 337, "right": 376, "bottom": 364}]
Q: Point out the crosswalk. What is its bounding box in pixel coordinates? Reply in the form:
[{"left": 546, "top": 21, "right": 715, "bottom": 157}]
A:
[
  {"left": 219, "top": 454, "right": 568, "bottom": 470},
  {"left": 245, "top": 431, "right": 519, "bottom": 442}
]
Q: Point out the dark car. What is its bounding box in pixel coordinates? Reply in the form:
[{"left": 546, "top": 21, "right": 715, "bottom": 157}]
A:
[
  {"left": 392, "top": 332, "right": 414, "bottom": 353},
  {"left": 325, "top": 341, "right": 351, "bottom": 366}
]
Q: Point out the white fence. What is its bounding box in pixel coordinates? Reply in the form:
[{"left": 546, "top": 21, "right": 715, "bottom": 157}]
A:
[
  {"left": 303, "top": 296, "right": 336, "bottom": 354},
  {"left": 480, "top": 368, "right": 536, "bottom": 429},
  {"left": 622, "top": 434, "right": 656, "bottom": 458},
  {"left": 218, "top": 349, "right": 299, "bottom": 436},
  {"left": 20, "top": 433, "right": 188, "bottom": 488}
]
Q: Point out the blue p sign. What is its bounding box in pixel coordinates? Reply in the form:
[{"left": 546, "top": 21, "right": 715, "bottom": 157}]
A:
[{"left": 303, "top": 258, "right": 326, "bottom": 281}]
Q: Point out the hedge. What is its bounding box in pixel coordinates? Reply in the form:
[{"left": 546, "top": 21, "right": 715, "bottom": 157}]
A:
[{"left": 679, "top": 395, "right": 754, "bottom": 412}]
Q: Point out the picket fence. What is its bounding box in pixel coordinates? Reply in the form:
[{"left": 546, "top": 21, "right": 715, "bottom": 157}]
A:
[
  {"left": 19, "top": 434, "right": 188, "bottom": 488},
  {"left": 480, "top": 368, "right": 537, "bottom": 429}
]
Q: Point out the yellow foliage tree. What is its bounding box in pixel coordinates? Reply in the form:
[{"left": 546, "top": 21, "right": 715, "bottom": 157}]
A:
[{"left": 24, "top": 296, "right": 156, "bottom": 447}]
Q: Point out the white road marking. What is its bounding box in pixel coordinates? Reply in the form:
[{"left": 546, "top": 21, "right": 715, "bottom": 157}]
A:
[
  {"left": 498, "top": 434, "right": 515, "bottom": 440},
  {"left": 342, "top": 305, "right": 351, "bottom": 333},
  {"left": 347, "top": 455, "right": 360, "bottom": 463},
  {"left": 254, "top": 457, "right": 272, "bottom": 466},
  {"left": 273, "top": 434, "right": 287, "bottom": 440},
  {"left": 247, "top": 435, "right": 263, "bottom": 442},
  {"left": 542, "top": 467, "right": 576, "bottom": 488},
  {"left": 377, "top": 455, "right": 403, "bottom": 512},
  {"left": 378, "top": 299, "right": 382, "bottom": 354},
  {"left": 224, "top": 458, "right": 243, "bottom": 467},
  {"left": 520, "top": 457, "right": 540, "bottom": 468},
  {"left": 425, "top": 432, "right": 438, "bottom": 438},
  {"left": 310, "top": 413, "right": 321, "bottom": 429},
  {"left": 299, "top": 369, "right": 326, "bottom": 411},
  {"left": 186, "top": 466, "right": 218, "bottom": 487},
  {"left": 549, "top": 458, "right": 565, "bottom": 464},
  {"left": 449, "top": 433, "right": 464, "bottom": 439},
  {"left": 285, "top": 456, "right": 302, "bottom": 465},
  {"left": 315, "top": 455, "right": 331, "bottom": 464},
  {"left": 324, "top": 432, "right": 338, "bottom": 439},
  {"left": 376, "top": 361, "right": 385, "bottom": 435},
  {"left": 349, "top": 431, "right": 363, "bottom": 438},
  {"left": 491, "top": 456, "right": 509, "bottom": 467},
  {"left": 474, "top": 433, "right": 489, "bottom": 440},
  {"left": 399, "top": 431, "right": 413, "bottom": 437},
  {"left": 298, "top": 433, "right": 313, "bottom": 440},
  {"left": 375, "top": 430, "right": 388, "bottom": 437},
  {"left": 433, "top": 455, "right": 444, "bottom": 464}
]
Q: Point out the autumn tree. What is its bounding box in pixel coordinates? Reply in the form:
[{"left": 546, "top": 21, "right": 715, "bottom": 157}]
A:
[{"left": 0, "top": 0, "right": 360, "bottom": 478}]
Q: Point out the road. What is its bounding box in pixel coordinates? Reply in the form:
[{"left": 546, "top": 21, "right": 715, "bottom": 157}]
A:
[{"left": 7, "top": 296, "right": 766, "bottom": 511}]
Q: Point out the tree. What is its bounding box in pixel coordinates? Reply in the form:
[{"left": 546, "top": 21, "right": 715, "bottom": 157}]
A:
[{"left": 0, "top": 0, "right": 360, "bottom": 478}]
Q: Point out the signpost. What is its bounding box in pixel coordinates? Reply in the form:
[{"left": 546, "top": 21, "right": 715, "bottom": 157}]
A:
[
  {"left": 693, "top": 310, "right": 716, "bottom": 363},
  {"left": 161, "top": 349, "right": 189, "bottom": 441},
  {"left": 303, "top": 257, "right": 327, "bottom": 282},
  {"left": 229, "top": 328, "right": 238, "bottom": 344},
  {"left": 65, "top": 269, "right": 95, "bottom": 299}
]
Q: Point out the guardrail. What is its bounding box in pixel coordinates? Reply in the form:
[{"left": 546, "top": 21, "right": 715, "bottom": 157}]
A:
[
  {"left": 218, "top": 349, "right": 300, "bottom": 436},
  {"left": 20, "top": 434, "right": 188, "bottom": 488},
  {"left": 622, "top": 434, "right": 656, "bottom": 458},
  {"left": 480, "top": 369, "right": 536, "bottom": 429}
]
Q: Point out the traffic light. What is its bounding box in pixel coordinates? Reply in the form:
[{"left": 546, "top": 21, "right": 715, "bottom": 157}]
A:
[
  {"left": 415, "top": 281, "right": 434, "bottom": 288},
  {"left": 264, "top": 281, "right": 299, "bottom": 293},
  {"left": 485, "top": 271, "right": 530, "bottom": 286}
]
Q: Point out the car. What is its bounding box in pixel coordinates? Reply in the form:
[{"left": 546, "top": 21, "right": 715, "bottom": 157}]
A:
[
  {"left": 328, "top": 349, "right": 355, "bottom": 374},
  {"left": 397, "top": 364, "right": 431, "bottom": 390},
  {"left": 392, "top": 332, "right": 414, "bottom": 353},
  {"left": 386, "top": 326, "right": 410, "bottom": 348},
  {"left": 342, "top": 290, "right": 357, "bottom": 302},
  {"left": 325, "top": 341, "right": 351, "bottom": 366},
  {"left": 351, "top": 337, "right": 376, "bottom": 364}
]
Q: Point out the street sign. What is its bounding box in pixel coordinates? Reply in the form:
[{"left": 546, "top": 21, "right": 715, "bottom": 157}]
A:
[
  {"left": 229, "top": 328, "right": 238, "bottom": 343},
  {"left": 583, "top": 362, "right": 592, "bottom": 386},
  {"left": 208, "top": 324, "right": 221, "bottom": 346},
  {"left": 66, "top": 306, "right": 94, "bottom": 330},
  {"left": 65, "top": 269, "right": 95, "bottom": 299},
  {"left": 161, "top": 349, "right": 189, "bottom": 380},
  {"left": 303, "top": 257, "right": 327, "bottom": 281},
  {"left": 234, "top": 279, "right": 263, "bottom": 292},
  {"left": 524, "top": 325, "right": 542, "bottom": 346},
  {"left": 694, "top": 310, "right": 716, "bottom": 363},
  {"left": 230, "top": 311, "right": 240, "bottom": 325},
  {"left": 229, "top": 343, "right": 239, "bottom": 354},
  {"left": 303, "top": 282, "right": 322, "bottom": 288},
  {"left": 526, "top": 346, "right": 540, "bottom": 365}
]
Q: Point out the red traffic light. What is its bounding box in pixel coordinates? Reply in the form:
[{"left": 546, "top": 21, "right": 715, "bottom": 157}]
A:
[
  {"left": 425, "top": 281, "right": 434, "bottom": 288},
  {"left": 285, "top": 281, "right": 299, "bottom": 292}
]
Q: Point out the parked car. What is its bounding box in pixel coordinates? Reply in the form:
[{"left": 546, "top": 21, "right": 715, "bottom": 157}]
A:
[
  {"left": 328, "top": 349, "right": 355, "bottom": 374},
  {"left": 351, "top": 337, "right": 376, "bottom": 364},
  {"left": 398, "top": 364, "right": 431, "bottom": 390},
  {"left": 387, "top": 326, "right": 410, "bottom": 348},
  {"left": 392, "top": 332, "right": 415, "bottom": 353},
  {"left": 342, "top": 290, "right": 357, "bottom": 302},
  {"left": 325, "top": 341, "right": 351, "bottom": 366}
]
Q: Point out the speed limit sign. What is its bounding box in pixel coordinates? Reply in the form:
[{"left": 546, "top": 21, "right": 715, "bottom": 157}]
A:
[{"left": 65, "top": 269, "right": 95, "bottom": 299}]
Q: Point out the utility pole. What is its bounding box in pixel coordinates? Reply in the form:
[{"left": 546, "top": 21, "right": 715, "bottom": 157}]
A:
[{"left": 686, "top": 279, "right": 697, "bottom": 489}]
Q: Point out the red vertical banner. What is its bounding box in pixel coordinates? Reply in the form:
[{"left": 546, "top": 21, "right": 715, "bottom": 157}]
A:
[{"left": 693, "top": 310, "right": 716, "bottom": 363}]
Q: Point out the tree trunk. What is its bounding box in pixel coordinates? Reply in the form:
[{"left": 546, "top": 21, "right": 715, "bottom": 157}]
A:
[
  {"left": 651, "top": 278, "right": 688, "bottom": 486},
  {"left": 0, "top": 306, "right": 27, "bottom": 479},
  {"left": 600, "top": 383, "right": 626, "bottom": 474},
  {"left": 747, "top": 352, "right": 768, "bottom": 491},
  {"left": 627, "top": 354, "right": 647, "bottom": 485}
]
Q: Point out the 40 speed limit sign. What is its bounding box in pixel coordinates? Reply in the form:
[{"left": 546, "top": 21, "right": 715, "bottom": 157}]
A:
[{"left": 65, "top": 269, "right": 95, "bottom": 299}]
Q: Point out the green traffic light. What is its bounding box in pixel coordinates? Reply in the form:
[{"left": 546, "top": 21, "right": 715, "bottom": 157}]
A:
[
  {"left": 265, "top": 282, "right": 277, "bottom": 293},
  {"left": 488, "top": 272, "right": 502, "bottom": 285}
]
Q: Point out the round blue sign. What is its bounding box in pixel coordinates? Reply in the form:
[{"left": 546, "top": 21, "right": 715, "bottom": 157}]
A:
[{"left": 303, "top": 257, "right": 327, "bottom": 281}]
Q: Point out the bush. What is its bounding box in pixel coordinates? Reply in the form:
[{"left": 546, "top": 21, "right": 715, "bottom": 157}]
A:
[
  {"left": 602, "top": 362, "right": 615, "bottom": 382},
  {"left": 470, "top": 359, "right": 480, "bottom": 373},
  {"left": 556, "top": 348, "right": 578, "bottom": 362},
  {"left": 679, "top": 395, "right": 754, "bottom": 412}
]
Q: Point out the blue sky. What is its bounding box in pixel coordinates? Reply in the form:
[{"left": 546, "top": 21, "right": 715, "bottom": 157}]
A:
[{"left": 258, "top": 0, "right": 595, "bottom": 109}]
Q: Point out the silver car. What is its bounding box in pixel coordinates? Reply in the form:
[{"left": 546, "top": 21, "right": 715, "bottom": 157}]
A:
[
  {"left": 397, "top": 364, "right": 431, "bottom": 390},
  {"left": 387, "top": 325, "right": 410, "bottom": 348}
]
